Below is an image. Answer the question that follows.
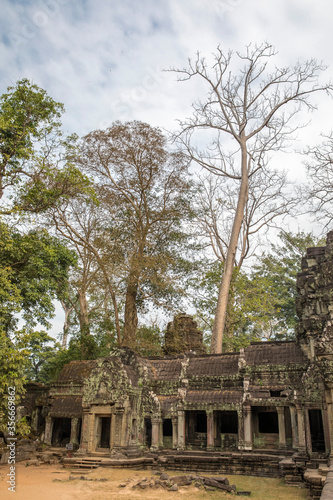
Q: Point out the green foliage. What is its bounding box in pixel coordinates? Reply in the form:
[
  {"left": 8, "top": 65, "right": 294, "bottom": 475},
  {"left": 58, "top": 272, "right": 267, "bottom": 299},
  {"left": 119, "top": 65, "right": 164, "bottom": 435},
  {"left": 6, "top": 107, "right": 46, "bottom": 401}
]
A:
[
  {"left": 0, "top": 79, "right": 92, "bottom": 214},
  {"left": 0, "top": 329, "right": 30, "bottom": 434},
  {"left": 135, "top": 324, "right": 163, "bottom": 356},
  {"left": 38, "top": 329, "right": 118, "bottom": 383},
  {"left": 194, "top": 262, "right": 273, "bottom": 351},
  {"left": 0, "top": 222, "right": 76, "bottom": 334},
  {"left": 24, "top": 331, "right": 60, "bottom": 383},
  {"left": 194, "top": 231, "right": 320, "bottom": 351},
  {"left": 253, "top": 231, "right": 321, "bottom": 337}
]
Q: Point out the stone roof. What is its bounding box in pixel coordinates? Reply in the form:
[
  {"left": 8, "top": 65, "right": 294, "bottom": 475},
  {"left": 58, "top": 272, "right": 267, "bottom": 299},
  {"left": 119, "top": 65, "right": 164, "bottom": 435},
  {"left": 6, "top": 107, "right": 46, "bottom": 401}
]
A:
[
  {"left": 186, "top": 390, "right": 242, "bottom": 404},
  {"left": 244, "top": 341, "right": 307, "bottom": 365},
  {"left": 57, "top": 360, "right": 97, "bottom": 383},
  {"left": 49, "top": 395, "right": 83, "bottom": 417},
  {"left": 148, "top": 358, "right": 183, "bottom": 380},
  {"left": 187, "top": 354, "right": 239, "bottom": 377}
]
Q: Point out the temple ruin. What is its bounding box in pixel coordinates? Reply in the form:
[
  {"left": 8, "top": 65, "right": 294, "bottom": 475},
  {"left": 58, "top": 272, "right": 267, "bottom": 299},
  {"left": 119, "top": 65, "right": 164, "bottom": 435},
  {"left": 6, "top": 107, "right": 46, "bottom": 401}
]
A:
[{"left": 20, "top": 231, "right": 333, "bottom": 497}]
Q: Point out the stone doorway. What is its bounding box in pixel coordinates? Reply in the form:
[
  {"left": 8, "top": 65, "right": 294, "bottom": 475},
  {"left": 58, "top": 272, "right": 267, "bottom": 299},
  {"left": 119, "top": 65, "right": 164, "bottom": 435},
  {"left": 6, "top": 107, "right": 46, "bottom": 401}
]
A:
[
  {"left": 163, "top": 418, "right": 173, "bottom": 448},
  {"left": 51, "top": 417, "right": 71, "bottom": 446},
  {"left": 144, "top": 417, "right": 152, "bottom": 448},
  {"left": 216, "top": 410, "right": 238, "bottom": 450},
  {"left": 308, "top": 409, "right": 325, "bottom": 453},
  {"left": 186, "top": 411, "right": 207, "bottom": 449},
  {"left": 98, "top": 416, "right": 111, "bottom": 448}
]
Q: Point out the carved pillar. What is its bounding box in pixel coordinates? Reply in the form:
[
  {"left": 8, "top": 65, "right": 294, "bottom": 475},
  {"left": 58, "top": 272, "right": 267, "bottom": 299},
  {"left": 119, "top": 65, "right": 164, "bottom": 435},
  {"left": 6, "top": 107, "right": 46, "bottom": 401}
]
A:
[
  {"left": 206, "top": 410, "right": 214, "bottom": 450},
  {"left": 151, "top": 417, "right": 160, "bottom": 450},
  {"left": 78, "top": 408, "right": 90, "bottom": 454},
  {"left": 70, "top": 417, "right": 79, "bottom": 445},
  {"left": 322, "top": 405, "right": 331, "bottom": 456},
  {"left": 325, "top": 389, "right": 333, "bottom": 458},
  {"left": 296, "top": 404, "right": 306, "bottom": 453},
  {"left": 277, "top": 407, "right": 287, "bottom": 449},
  {"left": 177, "top": 409, "right": 186, "bottom": 450},
  {"left": 44, "top": 416, "right": 53, "bottom": 446},
  {"left": 237, "top": 409, "right": 245, "bottom": 450},
  {"left": 289, "top": 406, "right": 299, "bottom": 449},
  {"left": 114, "top": 408, "right": 124, "bottom": 448},
  {"left": 172, "top": 417, "right": 178, "bottom": 449},
  {"left": 243, "top": 405, "right": 252, "bottom": 451}
]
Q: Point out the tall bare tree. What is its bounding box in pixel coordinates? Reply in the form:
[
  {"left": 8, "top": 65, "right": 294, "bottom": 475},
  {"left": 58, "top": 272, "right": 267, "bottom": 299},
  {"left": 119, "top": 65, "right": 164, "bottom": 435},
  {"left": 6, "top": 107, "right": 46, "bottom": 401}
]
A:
[
  {"left": 305, "top": 132, "right": 333, "bottom": 227},
  {"left": 173, "top": 42, "right": 332, "bottom": 353}
]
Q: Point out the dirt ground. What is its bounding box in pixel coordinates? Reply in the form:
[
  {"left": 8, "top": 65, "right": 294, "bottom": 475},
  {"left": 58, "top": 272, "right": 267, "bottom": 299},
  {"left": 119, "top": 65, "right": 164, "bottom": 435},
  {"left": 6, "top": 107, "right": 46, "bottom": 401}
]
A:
[{"left": 0, "top": 463, "right": 308, "bottom": 500}]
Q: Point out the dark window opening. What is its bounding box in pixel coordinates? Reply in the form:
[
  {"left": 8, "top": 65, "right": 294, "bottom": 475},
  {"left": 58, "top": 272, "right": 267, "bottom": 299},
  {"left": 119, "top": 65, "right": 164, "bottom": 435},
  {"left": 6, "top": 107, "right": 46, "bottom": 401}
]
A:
[
  {"left": 270, "top": 390, "right": 281, "bottom": 397},
  {"left": 258, "top": 412, "right": 278, "bottom": 433},
  {"left": 51, "top": 417, "right": 71, "bottom": 447},
  {"left": 99, "top": 417, "right": 111, "bottom": 448},
  {"left": 195, "top": 412, "right": 207, "bottom": 433},
  {"left": 220, "top": 411, "right": 238, "bottom": 433},
  {"left": 163, "top": 418, "right": 172, "bottom": 437},
  {"left": 309, "top": 409, "right": 325, "bottom": 453},
  {"left": 144, "top": 417, "right": 152, "bottom": 448}
]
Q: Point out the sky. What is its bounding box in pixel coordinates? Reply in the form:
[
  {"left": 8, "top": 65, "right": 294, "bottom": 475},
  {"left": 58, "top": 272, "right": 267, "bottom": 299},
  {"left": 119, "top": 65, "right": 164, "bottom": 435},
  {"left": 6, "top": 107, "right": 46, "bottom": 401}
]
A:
[{"left": 1, "top": 0, "right": 333, "bottom": 337}]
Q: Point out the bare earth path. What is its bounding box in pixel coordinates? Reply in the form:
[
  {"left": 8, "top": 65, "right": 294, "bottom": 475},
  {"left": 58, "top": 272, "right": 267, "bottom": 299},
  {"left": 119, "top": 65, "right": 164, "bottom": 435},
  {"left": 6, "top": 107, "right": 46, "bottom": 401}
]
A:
[{"left": 0, "top": 463, "right": 308, "bottom": 500}]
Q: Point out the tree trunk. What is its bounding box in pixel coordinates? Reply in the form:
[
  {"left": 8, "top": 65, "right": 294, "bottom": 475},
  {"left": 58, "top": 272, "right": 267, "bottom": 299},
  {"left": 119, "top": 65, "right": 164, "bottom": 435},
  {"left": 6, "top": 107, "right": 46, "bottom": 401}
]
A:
[
  {"left": 77, "top": 289, "right": 90, "bottom": 335},
  {"left": 123, "top": 283, "right": 138, "bottom": 347},
  {"left": 210, "top": 142, "right": 249, "bottom": 354},
  {"left": 60, "top": 300, "right": 74, "bottom": 348}
]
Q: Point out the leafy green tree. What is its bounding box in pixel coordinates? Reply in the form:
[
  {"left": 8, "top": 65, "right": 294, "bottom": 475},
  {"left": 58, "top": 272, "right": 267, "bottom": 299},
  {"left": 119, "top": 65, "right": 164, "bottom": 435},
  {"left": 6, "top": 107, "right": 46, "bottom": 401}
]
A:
[
  {"left": 50, "top": 121, "right": 196, "bottom": 347},
  {"left": 0, "top": 329, "right": 30, "bottom": 435},
  {"left": 194, "top": 261, "right": 276, "bottom": 352},
  {"left": 0, "top": 222, "right": 77, "bottom": 334},
  {"left": 0, "top": 78, "right": 90, "bottom": 214},
  {"left": 194, "top": 231, "right": 320, "bottom": 351},
  {"left": 24, "top": 331, "right": 60, "bottom": 383},
  {"left": 253, "top": 231, "right": 322, "bottom": 336}
]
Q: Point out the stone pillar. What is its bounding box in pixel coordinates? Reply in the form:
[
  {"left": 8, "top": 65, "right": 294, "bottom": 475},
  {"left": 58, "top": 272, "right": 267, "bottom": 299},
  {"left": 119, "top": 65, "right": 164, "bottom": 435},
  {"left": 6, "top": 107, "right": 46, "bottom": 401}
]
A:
[
  {"left": 325, "top": 389, "right": 333, "bottom": 458},
  {"left": 206, "top": 410, "right": 214, "bottom": 450},
  {"left": 114, "top": 409, "right": 124, "bottom": 448},
  {"left": 70, "top": 417, "right": 79, "bottom": 446},
  {"left": 237, "top": 409, "right": 244, "bottom": 450},
  {"left": 277, "top": 407, "right": 287, "bottom": 449},
  {"left": 289, "top": 406, "right": 299, "bottom": 449},
  {"left": 151, "top": 417, "right": 160, "bottom": 450},
  {"left": 159, "top": 419, "right": 163, "bottom": 448},
  {"left": 296, "top": 404, "right": 306, "bottom": 453},
  {"left": 78, "top": 409, "right": 90, "bottom": 454},
  {"left": 243, "top": 405, "right": 252, "bottom": 451},
  {"left": 322, "top": 405, "right": 331, "bottom": 456},
  {"left": 172, "top": 417, "right": 178, "bottom": 449},
  {"left": 177, "top": 410, "right": 186, "bottom": 450},
  {"left": 44, "top": 416, "right": 53, "bottom": 446}
]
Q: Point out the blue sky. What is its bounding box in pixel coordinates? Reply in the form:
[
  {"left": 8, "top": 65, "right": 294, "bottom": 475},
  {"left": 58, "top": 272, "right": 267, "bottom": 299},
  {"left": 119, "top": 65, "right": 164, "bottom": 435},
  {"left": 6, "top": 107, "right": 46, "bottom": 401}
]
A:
[
  {"left": 1, "top": 0, "right": 333, "bottom": 336},
  {"left": 1, "top": 0, "right": 333, "bottom": 139}
]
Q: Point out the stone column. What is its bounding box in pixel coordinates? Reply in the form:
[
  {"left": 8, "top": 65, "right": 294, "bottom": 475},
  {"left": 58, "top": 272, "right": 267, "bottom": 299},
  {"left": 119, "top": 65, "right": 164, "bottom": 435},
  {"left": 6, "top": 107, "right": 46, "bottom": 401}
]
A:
[
  {"left": 243, "top": 405, "right": 252, "bottom": 451},
  {"left": 44, "top": 416, "right": 53, "bottom": 446},
  {"left": 322, "top": 405, "right": 331, "bottom": 456},
  {"left": 151, "top": 417, "right": 160, "bottom": 450},
  {"left": 289, "top": 406, "right": 299, "bottom": 449},
  {"left": 70, "top": 417, "right": 79, "bottom": 446},
  {"left": 177, "top": 409, "right": 186, "bottom": 450},
  {"left": 277, "top": 407, "right": 287, "bottom": 449},
  {"left": 78, "top": 409, "right": 90, "bottom": 454},
  {"left": 325, "top": 389, "right": 333, "bottom": 458},
  {"left": 296, "top": 404, "right": 306, "bottom": 453},
  {"left": 172, "top": 417, "right": 178, "bottom": 449},
  {"left": 206, "top": 410, "right": 214, "bottom": 450},
  {"left": 114, "top": 408, "right": 124, "bottom": 448},
  {"left": 237, "top": 409, "right": 245, "bottom": 450}
]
